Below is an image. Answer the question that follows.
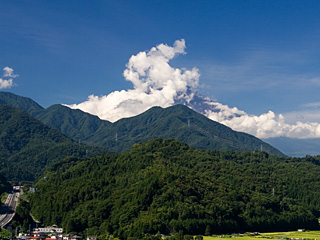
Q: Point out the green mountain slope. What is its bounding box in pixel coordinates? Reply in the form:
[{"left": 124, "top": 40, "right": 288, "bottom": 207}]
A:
[
  {"left": 0, "top": 92, "right": 283, "bottom": 156},
  {"left": 36, "top": 104, "right": 111, "bottom": 141},
  {"left": 30, "top": 139, "right": 320, "bottom": 239},
  {"left": 39, "top": 104, "right": 284, "bottom": 156},
  {"left": 100, "top": 105, "right": 284, "bottom": 155},
  {"left": 0, "top": 174, "right": 11, "bottom": 196},
  {"left": 0, "top": 91, "right": 44, "bottom": 116},
  {"left": 0, "top": 105, "right": 103, "bottom": 181}
]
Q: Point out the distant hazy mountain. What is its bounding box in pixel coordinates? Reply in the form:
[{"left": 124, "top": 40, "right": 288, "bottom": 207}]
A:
[
  {"left": 177, "top": 93, "right": 320, "bottom": 157},
  {"left": 0, "top": 104, "right": 103, "bottom": 181},
  {"left": 263, "top": 137, "right": 320, "bottom": 157},
  {"left": 0, "top": 91, "right": 283, "bottom": 156}
]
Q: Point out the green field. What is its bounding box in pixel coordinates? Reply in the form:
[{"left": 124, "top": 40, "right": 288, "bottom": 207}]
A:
[
  {"left": 203, "top": 231, "right": 320, "bottom": 240},
  {"left": 260, "top": 231, "right": 320, "bottom": 239},
  {"left": 203, "top": 236, "right": 268, "bottom": 240}
]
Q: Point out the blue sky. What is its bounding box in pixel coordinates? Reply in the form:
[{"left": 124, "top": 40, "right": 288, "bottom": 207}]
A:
[{"left": 1, "top": 0, "right": 320, "bottom": 138}]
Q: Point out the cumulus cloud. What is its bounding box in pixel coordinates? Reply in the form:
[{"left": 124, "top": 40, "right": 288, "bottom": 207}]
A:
[
  {"left": 0, "top": 67, "right": 18, "bottom": 89},
  {"left": 204, "top": 101, "right": 320, "bottom": 139},
  {"left": 3, "top": 67, "right": 19, "bottom": 78},
  {"left": 68, "top": 39, "right": 200, "bottom": 122},
  {"left": 68, "top": 40, "right": 320, "bottom": 139}
]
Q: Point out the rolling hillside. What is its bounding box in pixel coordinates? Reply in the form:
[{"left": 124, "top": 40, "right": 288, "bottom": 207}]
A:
[
  {"left": 36, "top": 104, "right": 112, "bottom": 141},
  {"left": 0, "top": 174, "right": 11, "bottom": 196},
  {"left": 0, "top": 91, "right": 44, "bottom": 116},
  {"left": 0, "top": 91, "right": 284, "bottom": 156},
  {"left": 0, "top": 104, "right": 104, "bottom": 181},
  {"left": 30, "top": 139, "right": 320, "bottom": 239},
  {"left": 37, "top": 104, "right": 284, "bottom": 155}
]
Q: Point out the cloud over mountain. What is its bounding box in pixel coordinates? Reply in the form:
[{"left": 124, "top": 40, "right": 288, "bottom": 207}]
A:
[
  {"left": 68, "top": 40, "right": 320, "bottom": 139},
  {"left": 203, "top": 101, "right": 320, "bottom": 139},
  {"left": 68, "top": 39, "right": 200, "bottom": 122},
  {"left": 0, "top": 67, "right": 17, "bottom": 89}
]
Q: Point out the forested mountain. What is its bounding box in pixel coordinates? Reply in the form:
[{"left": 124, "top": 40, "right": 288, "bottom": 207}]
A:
[
  {"left": 0, "top": 91, "right": 44, "bottom": 116},
  {"left": 36, "top": 104, "right": 112, "bottom": 142},
  {"left": 0, "top": 105, "right": 104, "bottom": 181},
  {"left": 89, "top": 104, "right": 283, "bottom": 155},
  {"left": 37, "top": 104, "right": 283, "bottom": 156},
  {"left": 0, "top": 92, "right": 284, "bottom": 156},
  {"left": 0, "top": 174, "right": 11, "bottom": 196},
  {"left": 30, "top": 139, "right": 320, "bottom": 239}
]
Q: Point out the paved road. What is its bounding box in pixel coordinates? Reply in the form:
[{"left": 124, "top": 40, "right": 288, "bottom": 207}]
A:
[{"left": 0, "top": 191, "right": 19, "bottom": 228}]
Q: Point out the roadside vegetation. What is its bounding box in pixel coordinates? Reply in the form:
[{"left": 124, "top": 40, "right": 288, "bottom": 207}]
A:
[{"left": 0, "top": 228, "right": 11, "bottom": 239}]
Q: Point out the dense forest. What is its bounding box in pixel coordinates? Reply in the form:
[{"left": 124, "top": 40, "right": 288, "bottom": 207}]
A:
[
  {"left": 30, "top": 139, "right": 320, "bottom": 239},
  {"left": 0, "top": 174, "right": 11, "bottom": 196},
  {"left": 0, "top": 92, "right": 284, "bottom": 156},
  {"left": 36, "top": 104, "right": 284, "bottom": 155},
  {"left": 0, "top": 105, "right": 104, "bottom": 182}
]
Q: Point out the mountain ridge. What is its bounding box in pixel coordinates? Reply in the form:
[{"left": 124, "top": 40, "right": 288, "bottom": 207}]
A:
[
  {"left": 0, "top": 91, "right": 44, "bottom": 116},
  {"left": 0, "top": 104, "right": 104, "bottom": 181},
  {"left": 0, "top": 91, "right": 284, "bottom": 156},
  {"left": 30, "top": 138, "right": 320, "bottom": 238}
]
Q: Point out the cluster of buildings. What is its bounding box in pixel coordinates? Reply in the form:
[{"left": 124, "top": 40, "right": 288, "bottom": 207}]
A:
[{"left": 16, "top": 226, "right": 97, "bottom": 240}]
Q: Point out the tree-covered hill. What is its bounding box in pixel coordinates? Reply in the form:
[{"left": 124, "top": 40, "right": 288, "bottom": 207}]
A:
[
  {"left": 35, "top": 104, "right": 112, "bottom": 142},
  {"left": 0, "top": 92, "right": 284, "bottom": 156},
  {"left": 37, "top": 104, "right": 284, "bottom": 156},
  {"left": 0, "top": 105, "right": 104, "bottom": 182},
  {"left": 98, "top": 104, "right": 284, "bottom": 155},
  {"left": 0, "top": 91, "right": 44, "bottom": 116},
  {"left": 0, "top": 174, "right": 11, "bottom": 196},
  {"left": 30, "top": 139, "right": 320, "bottom": 239}
]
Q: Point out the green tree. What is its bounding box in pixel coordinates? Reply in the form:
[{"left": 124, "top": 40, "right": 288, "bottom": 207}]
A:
[{"left": 205, "top": 225, "right": 211, "bottom": 236}]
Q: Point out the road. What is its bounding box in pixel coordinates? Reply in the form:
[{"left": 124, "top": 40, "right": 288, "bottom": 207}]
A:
[{"left": 0, "top": 190, "right": 20, "bottom": 228}]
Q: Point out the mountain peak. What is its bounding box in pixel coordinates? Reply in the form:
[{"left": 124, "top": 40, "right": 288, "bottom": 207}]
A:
[{"left": 1, "top": 92, "right": 285, "bottom": 156}]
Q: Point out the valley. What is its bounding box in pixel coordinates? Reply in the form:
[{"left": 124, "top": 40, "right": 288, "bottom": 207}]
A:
[{"left": 1, "top": 92, "right": 320, "bottom": 240}]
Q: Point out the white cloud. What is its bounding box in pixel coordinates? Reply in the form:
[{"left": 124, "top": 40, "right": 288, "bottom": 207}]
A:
[
  {"left": 68, "top": 39, "right": 200, "bottom": 122},
  {"left": 0, "top": 78, "right": 13, "bottom": 89},
  {"left": 68, "top": 40, "right": 320, "bottom": 139},
  {"left": 0, "top": 66, "right": 18, "bottom": 89},
  {"left": 3, "top": 66, "right": 19, "bottom": 78},
  {"left": 204, "top": 101, "right": 320, "bottom": 139}
]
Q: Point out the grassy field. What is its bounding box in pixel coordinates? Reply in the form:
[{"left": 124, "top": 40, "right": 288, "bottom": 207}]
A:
[
  {"left": 260, "top": 231, "right": 320, "bottom": 239},
  {"left": 203, "top": 231, "right": 320, "bottom": 240},
  {"left": 203, "top": 236, "right": 269, "bottom": 240}
]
